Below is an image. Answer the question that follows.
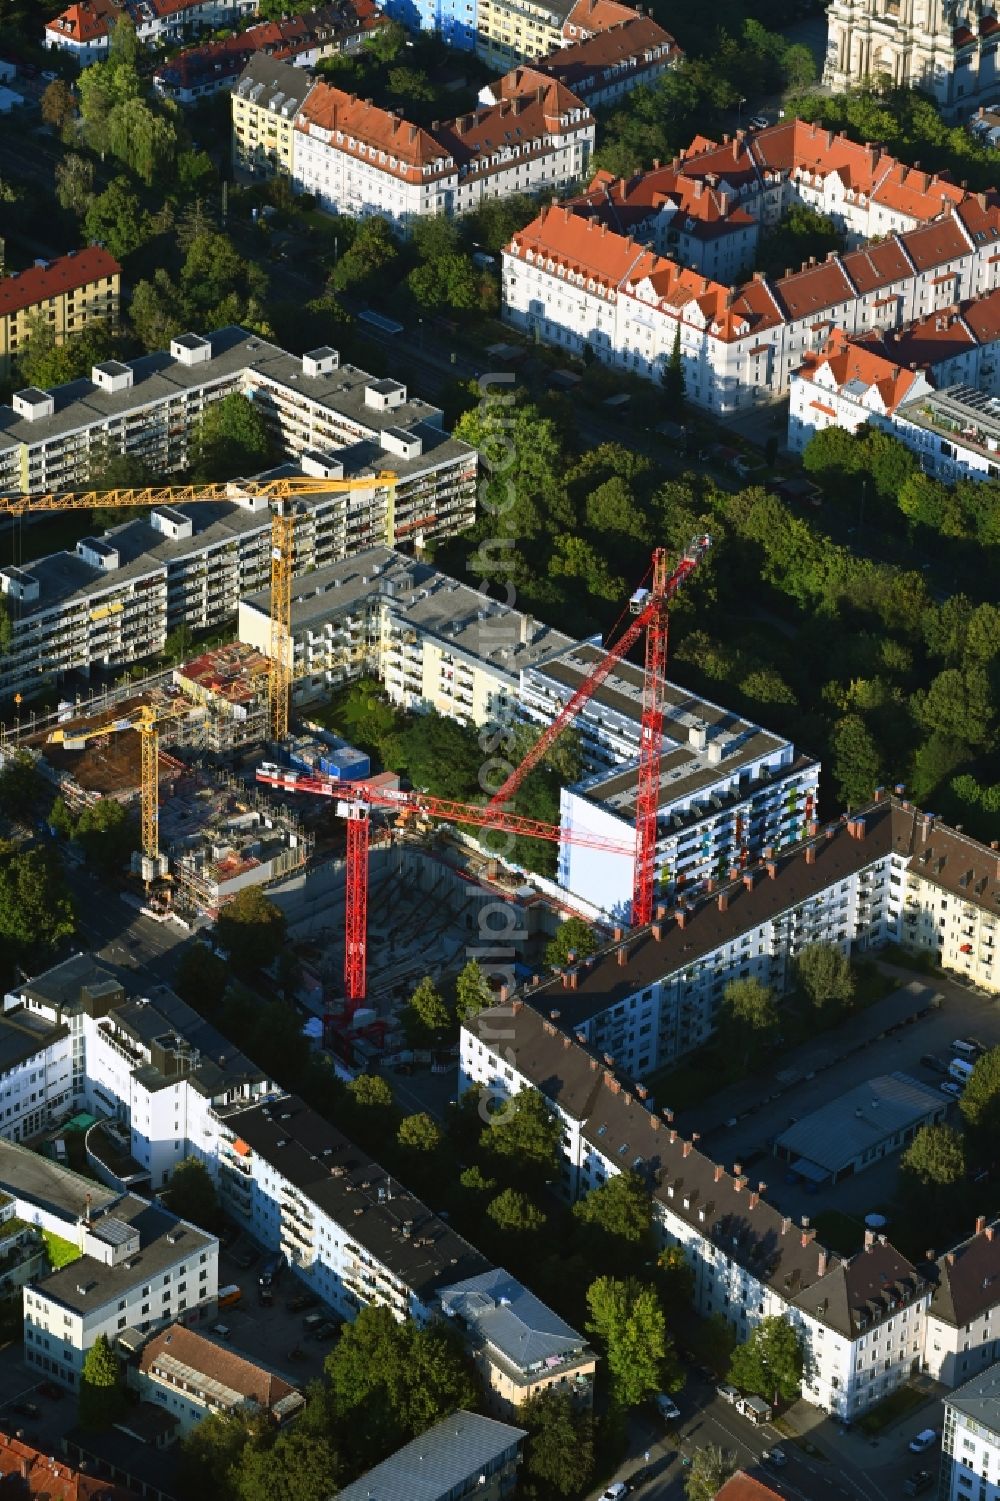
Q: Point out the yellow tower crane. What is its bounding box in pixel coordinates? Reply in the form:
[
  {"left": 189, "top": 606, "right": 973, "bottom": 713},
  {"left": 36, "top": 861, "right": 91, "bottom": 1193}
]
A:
[
  {"left": 0, "top": 473, "right": 396, "bottom": 741},
  {"left": 47, "top": 699, "right": 195, "bottom": 880}
]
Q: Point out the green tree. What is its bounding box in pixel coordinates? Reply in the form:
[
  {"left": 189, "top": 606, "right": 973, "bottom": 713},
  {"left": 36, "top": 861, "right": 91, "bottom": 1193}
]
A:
[
  {"left": 573, "top": 1169, "right": 652, "bottom": 1246},
  {"left": 757, "top": 203, "right": 844, "bottom": 281},
  {"left": 84, "top": 177, "right": 148, "bottom": 259},
  {"left": 397, "top": 1112, "right": 443, "bottom": 1153},
  {"left": 662, "top": 326, "right": 685, "bottom": 409},
  {"left": 0, "top": 850, "right": 75, "bottom": 957},
  {"left": 0, "top": 752, "right": 43, "bottom": 817},
  {"left": 329, "top": 216, "right": 398, "bottom": 296},
  {"left": 684, "top": 1444, "right": 737, "bottom": 1501},
  {"left": 214, "top": 886, "right": 286, "bottom": 978},
  {"left": 586, "top": 1276, "right": 668, "bottom": 1409},
  {"left": 830, "top": 713, "right": 884, "bottom": 807},
  {"left": 486, "top": 1187, "right": 547, "bottom": 1233},
  {"left": 919, "top": 667, "right": 995, "bottom": 748},
  {"left": 75, "top": 797, "right": 135, "bottom": 876},
  {"left": 107, "top": 96, "right": 177, "bottom": 186},
  {"left": 783, "top": 42, "right": 816, "bottom": 89},
  {"left": 793, "top": 944, "right": 855, "bottom": 1013},
  {"left": 900, "top": 1122, "right": 966, "bottom": 1212},
  {"left": 728, "top": 1315, "right": 804, "bottom": 1405},
  {"left": 484, "top": 1087, "right": 561, "bottom": 1181},
  {"left": 168, "top": 1158, "right": 219, "bottom": 1231},
  {"left": 399, "top": 712, "right": 480, "bottom": 800},
  {"left": 178, "top": 1409, "right": 257, "bottom": 1499},
  {"left": 459, "top": 1164, "right": 497, "bottom": 1194},
  {"left": 174, "top": 943, "right": 229, "bottom": 1013},
  {"left": 364, "top": 17, "right": 406, "bottom": 61},
  {"left": 519, "top": 1390, "right": 595, "bottom": 1498},
  {"left": 406, "top": 975, "right": 451, "bottom": 1037},
  {"left": 960, "top": 1047, "right": 1000, "bottom": 1147},
  {"left": 716, "top": 977, "right": 779, "bottom": 1068},
  {"left": 235, "top": 1427, "right": 341, "bottom": 1501},
  {"left": 546, "top": 916, "right": 599, "bottom": 969},
  {"left": 78, "top": 1334, "right": 126, "bottom": 1429},
  {"left": 801, "top": 426, "right": 861, "bottom": 498},
  {"left": 48, "top": 797, "right": 76, "bottom": 839},
  {"left": 346, "top": 1073, "right": 395, "bottom": 1110},
  {"left": 454, "top": 958, "right": 493, "bottom": 1024},
  {"left": 108, "top": 12, "right": 139, "bottom": 63},
  {"left": 190, "top": 392, "right": 271, "bottom": 482}
]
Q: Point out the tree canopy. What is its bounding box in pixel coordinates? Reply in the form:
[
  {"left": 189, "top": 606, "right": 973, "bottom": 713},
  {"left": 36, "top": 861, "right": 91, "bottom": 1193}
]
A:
[
  {"left": 728, "top": 1315, "right": 804, "bottom": 1404},
  {"left": 79, "top": 1335, "right": 126, "bottom": 1430},
  {"left": 214, "top": 888, "right": 286, "bottom": 979},
  {"left": 586, "top": 1276, "right": 671, "bottom": 1409}
]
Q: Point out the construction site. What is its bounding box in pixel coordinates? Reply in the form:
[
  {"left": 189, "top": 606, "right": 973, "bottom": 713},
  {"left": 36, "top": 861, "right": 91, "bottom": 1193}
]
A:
[{"left": 19, "top": 642, "right": 311, "bottom": 920}]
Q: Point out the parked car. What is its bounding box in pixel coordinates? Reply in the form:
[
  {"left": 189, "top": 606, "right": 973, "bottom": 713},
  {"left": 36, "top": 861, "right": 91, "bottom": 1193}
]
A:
[
  {"left": 36, "top": 1382, "right": 63, "bottom": 1401},
  {"left": 11, "top": 1402, "right": 39, "bottom": 1419},
  {"left": 258, "top": 1286, "right": 273, "bottom": 1307},
  {"left": 908, "top": 1429, "right": 939, "bottom": 1454},
  {"left": 762, "top": 1448, "right": 787, "bottom": 1467},
  {"left": 310, "top": 1319, "right": 340, "bottom": 1341},
  {"left": 748, "top": 114, "right": 769, "bottom": 130},
  {"left": 940, "top": 1082, "right": 964, "bottom": 1098},
  {"left": 211, "top": 1323, "right": 232, "bottom": 1340},
  {"left": 287, "top": 1292, "right": 319, "bottom": 1313},
  {"left": 920, "top": 1054, "right": 949, "bottom": 1074},
  {"left": 653, "top": 1393, "right": 680, "bottom": 1421},
  {"left": 904, "top": 1471, "right": 935, "bottom": 1496},
  {"left": 599, "top": 1485, "right": 630, "bottom": 1501},
  {"left": 716, "top": 1383, "right": 740, "bottom": 1405}
]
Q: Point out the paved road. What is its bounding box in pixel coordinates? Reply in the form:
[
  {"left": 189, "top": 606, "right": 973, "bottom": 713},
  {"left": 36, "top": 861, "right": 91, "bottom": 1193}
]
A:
[
  {"left": 61, "top": 858, "right": 191, "bottom": 987},
  {"left": 596, "top": 1371, "right": 933, "bottom": 1501}
]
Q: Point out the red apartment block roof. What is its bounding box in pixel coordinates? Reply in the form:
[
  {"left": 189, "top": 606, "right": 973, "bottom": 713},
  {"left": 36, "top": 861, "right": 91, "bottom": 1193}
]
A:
[
  {"left": 0, "top": 1432, "right": 131, "bottom": 1501},
  {"left": 45, "top": 0, "right": 120, "bottom": 43},
  {"left": 0, "top": 248, "right": 120, "bottom": 320},
  {"left": 796, "top": 327, "right": 923, "bottom": 412},
  {"left": 715, "top": 1474, "right": 786, "bottom": 1501},
  {"left": 562, "top": 0, "right": 637, "bottom": 36},
  {"left": 295, "top": 82, "right": 447, "bottom": 178},
  {"left": 509, "top": 202, "right": 649, "bottom": 291},
  {"left": 540, "top": 14, "right": 679, "bottom": 88},
  {"left": 570, "top": 160, "right": 755, "bottom": 241}
]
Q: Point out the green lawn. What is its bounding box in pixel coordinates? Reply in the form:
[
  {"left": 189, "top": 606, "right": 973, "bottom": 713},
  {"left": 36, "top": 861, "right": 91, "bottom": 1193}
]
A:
[{"left": 42, "top": 1229, "right": 81, "bottom": 1270}]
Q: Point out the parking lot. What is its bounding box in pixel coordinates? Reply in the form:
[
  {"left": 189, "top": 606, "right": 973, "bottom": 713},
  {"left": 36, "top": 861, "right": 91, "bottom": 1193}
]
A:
[
  {"left": 214, "top": 1245, "right": 340, "bottom": 1382},
  {"left": 676, "top": 968, "right": 1000, "bottom": 1229}
]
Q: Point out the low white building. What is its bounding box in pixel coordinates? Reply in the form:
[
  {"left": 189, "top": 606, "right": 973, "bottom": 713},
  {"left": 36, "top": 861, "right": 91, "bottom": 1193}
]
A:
[
  {"left": 460, "top": 1000, "right": 931, "bottom": 1420},
  {"left": 942, "top": 1360, "right": 1000, "bottom": 1501},
  {"left": 23, "top": 1191, "right": 219, "bottom": 1391},
  {"left": 134, "top": 1322, "right": 304, "bottom": 1433},
  {"left": 291, "top": 66, "right": 594, "bottom": 233}
]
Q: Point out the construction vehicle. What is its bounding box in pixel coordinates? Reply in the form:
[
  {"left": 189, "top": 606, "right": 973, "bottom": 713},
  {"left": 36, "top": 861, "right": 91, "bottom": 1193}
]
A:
[
  {"left": 0, "top": 472, "right": 396, "bottom": 742},
  {"left": 255, "top": 533, "right": 710, "bottom": 1000}
]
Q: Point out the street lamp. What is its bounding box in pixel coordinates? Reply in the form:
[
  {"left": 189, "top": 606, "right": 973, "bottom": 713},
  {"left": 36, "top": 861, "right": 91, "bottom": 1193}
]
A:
[{"left": 737, "top": 97, "right": 747, "bottom": 124}]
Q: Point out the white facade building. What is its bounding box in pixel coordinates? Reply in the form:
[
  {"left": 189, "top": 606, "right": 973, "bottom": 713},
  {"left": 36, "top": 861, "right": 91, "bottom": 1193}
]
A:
[
  {"left": 0, "top": 328, "right": 476, "bottom": 702},
  {"left": 942, "top": 1361, "right": 1000, "bottom": 1501},
  {"left": 925, "top": 1219, "right": 1000, "bottom": 1388},
  {"left": 45, "top": 0, "right": 257, "bottom": 66},
  {"left": 215, "top": 1093, "right": 490, "bottom": 1324},
  {"left": 6, "top": 954, "right": 275, "bottom": 1192},
  {"left": 461, "top": 998, "right": 931, "bottom": 1420},
  {"left": 503, "top": 164, "right": 1000, "bottom": 413},
  {"left": 23, "top": 1193, "right": 219, "bottom": 1390},
  {"left": 290, "top": 67, "right": 594, "bottom": 233}
]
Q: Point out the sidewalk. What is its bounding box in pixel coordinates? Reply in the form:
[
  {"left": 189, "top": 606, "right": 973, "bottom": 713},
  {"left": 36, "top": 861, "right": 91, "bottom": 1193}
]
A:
[{"left": 782, "top": 1379, "right": 945, "bottom": 1471}]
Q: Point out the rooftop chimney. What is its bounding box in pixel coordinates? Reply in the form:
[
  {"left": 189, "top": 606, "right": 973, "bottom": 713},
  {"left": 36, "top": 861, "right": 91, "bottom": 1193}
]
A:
[
  {"left": 864, "top": 1229, "right": 875, "bottom": 1250},
  {"left": 682, "top": 1139, "right": 692, "bottom": 1157},
  {"left": 818, "top": 1248, "right": 828, "bottom": 1277},
  {"left": 977, "top": 1215, "right": 987, "bottom": 1235},
  {"left": 718, "top": 891, "right": 729, "bottom": 911}
]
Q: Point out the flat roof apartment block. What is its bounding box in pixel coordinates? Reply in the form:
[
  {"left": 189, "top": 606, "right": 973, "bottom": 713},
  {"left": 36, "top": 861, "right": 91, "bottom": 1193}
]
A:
[
  {"left": 0, "top": 327, "right": 475, "bottom": 700},
  {"left": 337, "top": 1411, "right": 526, "bottom": 1501}
]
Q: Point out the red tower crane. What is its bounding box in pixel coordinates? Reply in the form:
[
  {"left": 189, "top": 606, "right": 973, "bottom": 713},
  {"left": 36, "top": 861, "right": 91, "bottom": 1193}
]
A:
[
  {"left": 486, "top": 537, "right": 711, "bottom": 927},
  {"left": 255, "top": 764, "right": 633, "bottom": 1001}
]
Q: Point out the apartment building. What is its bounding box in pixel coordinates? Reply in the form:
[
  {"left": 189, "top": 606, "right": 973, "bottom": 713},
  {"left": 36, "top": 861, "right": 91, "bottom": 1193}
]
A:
[
  {"left": 134, "top": 1322, "right": 305, "bottom": 1433},
  {"left": 461, "top": 1000, "right": 932, "bottom": 1420},
  {"left": 23, "top": 1193, "right": 219, "bottom": 1390},
  {"left": 231, "top": 55, "right": 317, "bottom": 181},
  {"left": 926, "top": 1218, "right": 1000, "bottom": 1388},
  {"left": 0, "top": 329, "right": 476, "bottom": 701},
  {"left": 474, "top": 0, "right": 573, "bottom": 70},
  {"left": 5, "top": 953, "right": 276, "bottom": 1191},
  {"left": 789, "top": 321, "right": 1000, "bottom": 485},
  {"left": 942, "top": 1361, "right": 1000, "bottom": 1501},
  {"left": 0, "top": 1005, "right": 73, "bottom": 1144},
  {"left": 237, "top": 545, "right": 574, "bottom": 721},
  {"left": 154, "top": 0, "right": 384, "bottom": 105},
  {"left": 237, "top": 546, "right": 817, "bottom": 913},
  {"left": 45, "top": 0, "right": 257, "bottom": 64},
  {"left": 339, "top": 1412, "right": 526, "bottom": 1501},
  {"left": 531, "top": 10, "right": 678, "bottom": 106},
  {"left": 521, "top": 641, "right": 820, "bottom": 917},
  {"left": 0, "top": 250, "right": 121, "bottom": 383},
  {"left": 215, "top": 1093, "right": 490, "bottom": 1323},
  {"left": 438, "top": 1267, "right": 595, "bottom": 1416},
  {"left": 291, "top": 66, "right": 594, "bottom": 232},
  {"left": 382, "top": 0, "right": 477, "bottom": 49},
  {"left": 824, "top": 0, "right": 999, "bottom": 118}
]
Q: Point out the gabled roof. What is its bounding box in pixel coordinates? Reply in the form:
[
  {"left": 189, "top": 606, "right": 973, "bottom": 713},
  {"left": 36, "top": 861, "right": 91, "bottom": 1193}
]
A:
[
  {"left": 0, "top": 1432, "right": 130, "bottom": 1501},
  {"left": 929, "top": 1220, "right": 1000, "bottom": 1328},
  {"left": 900, "top": 213, "right": 971, "bottom": 272},
  {"left": 155, "top": 0, "right": 381, "bottom": 91},
  {"left": 507, "top": 203, "right": 649, "bottom": 291},
  {"left": 45, "top": 0, "right": 120, "bottom": 43},
  {"left": 0, "top": 248, "right": 120, "bottom": 319},
  {"left": 438, "top": 68, "right": 591, "bottom": 173},
  {"left": 791, "top": 1237, "right": 926, "bottom": 1339},
  {"left": 438, "top": 1267, "right": 587, "bottom": 1370},
  {"left": 295, "top": 81, "right": 448, "bottom": 179},
  {"left": 140, "top": 1322, "right": 302, "bottom": 1414},
  {"left": 539, "top": 14, "right": 679, "bottom": 90},
  {"left": 794, "top": 328, "right": 925, "bottom": 414},
  {"left": 562, "top": 0, "right": 636, "bottom": 36},
  {"left": 771, "top": 257, "right": 855, "bottom": 321},
  {"left": 716, "top": 1473, "right": 787, "bottom": 1501}
]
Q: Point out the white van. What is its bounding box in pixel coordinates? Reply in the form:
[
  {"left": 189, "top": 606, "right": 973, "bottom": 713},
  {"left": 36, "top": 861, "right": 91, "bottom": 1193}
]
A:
[
  {"left": 949, "top": 1057, "right": 975, "bottom": 1084},
  {"left": 952, "top": 1040, "right": 978, "bottom": 1061}
]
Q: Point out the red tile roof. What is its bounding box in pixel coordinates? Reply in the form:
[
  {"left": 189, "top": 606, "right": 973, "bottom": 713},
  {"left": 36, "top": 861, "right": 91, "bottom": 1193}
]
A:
[
  {"left": 540, "top": 13, "right": 679, "bottom": 89},
  {"left": 569, "top": 161, "right": 755, "bottom": 241},
  {"left": 899, "top": 213, "right": 971, "bottom": 272},
  {"left": 0, "top": 248, "right": 120, "bottom": 320},
  {"left": 45, "top": 0, "right": 120, "bottom": 44},
  {"left": 839, "top": 236, "right": 914, "bottom": 294},
  {"left": 796, "top": 326, "right": 923, "bottom": 412},
  {"left": 857, "top": 299, "right": 985, "bottom": 369},
  {"left": 509, "top": 202, "right": 650, "bottom": 292},
  {"left": 296, "top": 83, "right": 448, "bottom": 179},
  {"left": 139, "top": 1322, "right": 301, "bottom": 1412},
  {"left": 562, "top": 0, "right": 636, "bottom": 35},
  {"left": 772, "top": 256, "right": 854, "bottom": 320},
  {"left": 0, "top": 1433, "right": 130, "bottom": 1501},
  {"left": 716, "top": 1473, "right": 785, "bottom": 1501}
]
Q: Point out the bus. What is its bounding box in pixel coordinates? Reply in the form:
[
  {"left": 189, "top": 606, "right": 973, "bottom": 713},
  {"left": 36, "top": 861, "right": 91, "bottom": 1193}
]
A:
[{"left": 358, "top": 308, "right": 404, "bottom": 337}]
